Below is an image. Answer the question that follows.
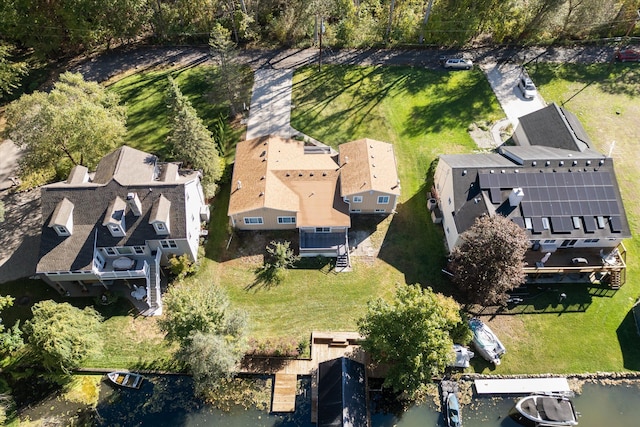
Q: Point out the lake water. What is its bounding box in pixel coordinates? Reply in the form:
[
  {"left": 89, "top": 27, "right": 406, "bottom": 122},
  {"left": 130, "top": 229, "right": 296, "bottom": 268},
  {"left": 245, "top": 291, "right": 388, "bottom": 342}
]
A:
[{"left": 95, "top": 376, "right": 640, "bottom": 426}]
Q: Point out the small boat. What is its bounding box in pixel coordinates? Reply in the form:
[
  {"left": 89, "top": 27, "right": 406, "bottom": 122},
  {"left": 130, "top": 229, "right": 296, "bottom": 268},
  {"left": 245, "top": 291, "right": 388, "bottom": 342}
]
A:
[
  {"left": 514, "top": 394, "right": 579, "bottom": 426},
  {"left": 445, "top": 392, "right": 462, "bottom": 427},
  {"left": 469, "top": 318, "right": 506, "bottom": 365},
  {"left": 107, "top": 372, "right": 143, "bottom": 389},
  {"left": 451, "top": 344, "right": 474, "bottom": 368}
]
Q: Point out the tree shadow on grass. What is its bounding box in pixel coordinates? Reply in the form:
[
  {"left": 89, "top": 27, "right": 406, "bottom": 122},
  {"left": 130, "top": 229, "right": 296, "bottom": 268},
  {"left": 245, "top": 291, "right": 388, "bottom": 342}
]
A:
[{"left": 616, "top": 307, "right": 640, "bottom": 371}]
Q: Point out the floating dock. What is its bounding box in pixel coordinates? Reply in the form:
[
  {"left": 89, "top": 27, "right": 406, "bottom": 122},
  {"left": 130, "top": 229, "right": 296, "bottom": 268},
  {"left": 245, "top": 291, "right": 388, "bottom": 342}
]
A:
[{"left": 474, "top": 378, "right": 571, "bottom": 395}]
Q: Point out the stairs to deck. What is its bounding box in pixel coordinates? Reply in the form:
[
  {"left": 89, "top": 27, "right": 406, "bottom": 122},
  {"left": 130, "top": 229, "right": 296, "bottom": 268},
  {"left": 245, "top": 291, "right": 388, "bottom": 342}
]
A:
[
  {"left": 141, "top": 258, "right": 163, "bottom": 316},
  {"left": 609, "top": 270, "right": 621, "bottom": 289}
]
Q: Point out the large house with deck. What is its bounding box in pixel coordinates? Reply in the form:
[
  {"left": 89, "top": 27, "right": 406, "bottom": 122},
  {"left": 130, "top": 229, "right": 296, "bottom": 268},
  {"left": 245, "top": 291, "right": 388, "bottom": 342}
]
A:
[
  {"left": 433, "top": 104, "right": 631, "bottom": 287},
  {"left": 228, "top": 136, "right": 400, "bottom": 265},
  {"left": 36, "top": 146, "right": 210, "bottom": 315}
]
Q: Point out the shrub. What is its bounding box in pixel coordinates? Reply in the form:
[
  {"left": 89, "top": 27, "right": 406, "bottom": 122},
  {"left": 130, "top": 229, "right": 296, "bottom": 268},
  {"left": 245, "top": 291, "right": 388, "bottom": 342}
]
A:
[{"left": 246, "top": 337, "right": 300, "bottom": 357}]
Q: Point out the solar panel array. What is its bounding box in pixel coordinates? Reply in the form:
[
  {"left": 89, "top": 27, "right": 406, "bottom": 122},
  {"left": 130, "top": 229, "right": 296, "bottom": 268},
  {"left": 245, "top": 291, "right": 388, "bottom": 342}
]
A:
[{"left": 479, "top": 171, "right": 622, "bottom": 234}]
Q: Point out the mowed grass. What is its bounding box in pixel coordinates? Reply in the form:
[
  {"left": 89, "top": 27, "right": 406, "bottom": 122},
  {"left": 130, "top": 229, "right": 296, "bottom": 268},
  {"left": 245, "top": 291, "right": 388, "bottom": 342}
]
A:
[
  {"left": 484, "top": 62, "right": 640, "bottom": 374},
  {"left": 107, "top": 64, "right": 249, "bottom": 160},
  {"left": 197, "top": 65, "right": 503, "bottom": 340}
]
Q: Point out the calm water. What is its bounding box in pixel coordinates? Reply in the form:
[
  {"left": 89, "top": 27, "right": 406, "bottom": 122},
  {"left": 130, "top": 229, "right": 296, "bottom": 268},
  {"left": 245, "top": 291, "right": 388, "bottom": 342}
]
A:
[{"left": 96, "top": 376, "right": 640, "bottom": 426}]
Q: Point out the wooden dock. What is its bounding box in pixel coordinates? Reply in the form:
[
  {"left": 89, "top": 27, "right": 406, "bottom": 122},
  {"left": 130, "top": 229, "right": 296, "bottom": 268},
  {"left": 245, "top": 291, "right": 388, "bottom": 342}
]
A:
[
  {"left": 271, "top": 373, "right": 298, "bottom": 412},
  {"left": 474, "top": 377, "right": 571, "bottom": 395}
]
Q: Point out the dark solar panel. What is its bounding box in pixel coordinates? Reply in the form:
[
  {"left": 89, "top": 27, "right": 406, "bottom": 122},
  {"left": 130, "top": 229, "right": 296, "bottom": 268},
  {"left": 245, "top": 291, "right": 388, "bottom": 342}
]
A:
[
  {"left": 511, "top": 217, "right": 525, "bottom": 228},
  {"left": 479, "top": 173, "right": 490, "bottom": 188},
  {"left": 521, "top": 201, "right": 533, "bottom": 217},
  {"left": 551, "top": 216, "right": 573, "bottom": 233},
  {"left": 583, "top": 216, "right": 597, "bottom": 233},
  {"left": 531, "top": 217, "right": 545, "bottom": 234},
  {"left": 609, "top": 216, "right": 622, "bottom": 233},
  {"left": 490, "top": 187, "right": 502, "bottom": 204}
]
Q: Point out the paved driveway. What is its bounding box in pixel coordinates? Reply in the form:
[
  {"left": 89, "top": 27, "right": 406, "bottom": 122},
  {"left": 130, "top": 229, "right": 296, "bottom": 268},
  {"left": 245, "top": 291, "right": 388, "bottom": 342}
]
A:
[
  {"left": 481, "top": 62, "right": 546, "bottom": 127},
  {"left": 246, "top": 69, "right": 294, "bottom": 139}
]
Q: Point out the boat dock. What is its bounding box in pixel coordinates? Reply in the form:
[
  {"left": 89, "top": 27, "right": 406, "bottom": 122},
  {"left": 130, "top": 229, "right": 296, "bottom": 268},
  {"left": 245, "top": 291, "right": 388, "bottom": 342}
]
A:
[{"left": 474, "top": 377, "right": 571, "bottom": 394}]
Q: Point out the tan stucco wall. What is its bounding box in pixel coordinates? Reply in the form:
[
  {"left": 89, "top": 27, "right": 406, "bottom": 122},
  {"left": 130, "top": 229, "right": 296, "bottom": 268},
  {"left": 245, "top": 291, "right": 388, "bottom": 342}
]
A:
[
  {"left": 230, "top": 208, "right": 298, "bottom": 230},
  {"left": 345, "top": 191, "right": 397, "bottom": 213}
]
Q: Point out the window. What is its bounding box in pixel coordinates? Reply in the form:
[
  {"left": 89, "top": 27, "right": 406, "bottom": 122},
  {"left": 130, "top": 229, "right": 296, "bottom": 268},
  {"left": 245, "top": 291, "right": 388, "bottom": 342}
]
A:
[
  {"left": 377, "top": 195, "right": 390, "bottom": 204},
  {"left": 105, "top": 247, "right": 117, "bottom": 256},
  {"left": 133, "top": 246, "right": 146, "bottom": 255},
  {"left": 160, "top": 240, "right": 178, "bottom": 249},
  {"left": 315, "top": 227, "right": 330, "bottom": 233},
  {"left": 350, "top": 209, "right": 361, "bottom": 213},
  {"left": 277, "top": 217, "right": 296, "bottom": 224},
  {"left": 117, "top": 247, "right": 133, "bottom": 255},
  {"left": 584, "top": 238, "right": 600, "bottom": 243},
  {"left": 353, "top": 196, "right": 363, "bottom": 203},
  {"left": 543, "top": 239, "right": 556, "bottom": 244},
  {"left": 243, "top": 217, "right": 263, "bottom": 225},
  {"left": 375, "top": 208, "right": 386, "bottom": 213},
  {"left": 156, "top": 223, "right": 166, "bottom": 230}
]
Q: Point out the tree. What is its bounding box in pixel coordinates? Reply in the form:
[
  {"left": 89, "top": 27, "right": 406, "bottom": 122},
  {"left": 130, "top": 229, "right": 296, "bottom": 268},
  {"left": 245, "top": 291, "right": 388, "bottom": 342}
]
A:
[
  {"left": 0, "top": 295, "right": 23, "bottom": 357},
  {"left": 358, "top": 284, "right": 469, "bottom": 396},
  {"left": 448, "top": 214, "right": 529, "bottom": 306},
  {"left": 5, "top": 72, "right": 126, "bottom": 186},
  {"left": 166, "top": 76, "right": 223, "bottom": 198},
  {"left": 178, "top": 331, "right": 245, "bottom": 396},
  {"left": 0, "top": 43, "right": 28, "bottom": 100},
  {"left": 0, "top": 201, "right": 4, "bottom": 223},
  {"left": 159, "top": 282, "right": 247, "bottom": 397},
  {"left": 209, "top": 23, "right": 243, "bottom": 116},
  {"left": 24, "top": 301, "right": 103, "bottom": 373},
  {"left": 159, "top": 282, "right": 247, "bottom": 346}
]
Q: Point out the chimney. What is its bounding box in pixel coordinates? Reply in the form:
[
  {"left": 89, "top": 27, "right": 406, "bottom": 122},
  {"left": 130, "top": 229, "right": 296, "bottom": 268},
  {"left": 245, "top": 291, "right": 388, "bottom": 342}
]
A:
[
  {"left": 126, "top": 192, "right": 142, "bottom": 216},
  {"left": 509, "top": 188, "right": 524, "bottom": 207}
]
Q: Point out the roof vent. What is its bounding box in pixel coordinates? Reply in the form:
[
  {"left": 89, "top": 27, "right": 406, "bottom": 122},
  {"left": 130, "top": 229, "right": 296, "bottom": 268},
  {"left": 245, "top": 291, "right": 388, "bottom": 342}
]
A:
[
  {"left": 286, "top": 173, "right": 291, "bottom": 177},
  {"left": 599, "top": 159, "right": 605, "bottom": 166},
  {"left": 501, "top": 169, "right": 505, "bottom": 173},
  {"left": 586, "top": 160, "right": 591, "bottom": 166},
  {"left": 546, "top": 161, "right": 550, "bottom": 166},
  {"left": 260, "top": 176, "right": 265, "bottom": 180},
  {"left": 322, "top": 172, "right": 327, "bottom": 176},
  {"left": 310, "top": 172, "right": 314, "bottom": 177},
  {"left": 462, "top": 170, "right": 467, "bottom": 176},
  {"left": 490, "top": 170, "right": 494, "bottom": 174},
  {"left": 532, "top": 161, "right": 537, "bottom": 166},
  {"left": 298, "top": 173, "right": 303, "bottom": 177},
  {"left": 559, "top": 161, "right": 564, "bottom": 166},
  {"left": 236, "top": 180, "right": 242, "bottom": 190},
  {"left": 259, "top": 192, "right": 264, "bottom": 197},
  {"left": 572, "top": 160, "right": 578, "bottom": 166}
]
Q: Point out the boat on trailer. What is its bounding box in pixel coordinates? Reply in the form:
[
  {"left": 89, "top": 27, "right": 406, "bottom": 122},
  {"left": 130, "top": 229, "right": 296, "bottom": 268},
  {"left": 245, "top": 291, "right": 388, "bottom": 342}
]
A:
[
  {"left": 106, "top": 372, "right": 144, "bottom": 389},
  {"left": 469, "top": 318, "right": 506, "bottom": 365},
  {"left": 514, "top": 393, "right": 579, "bottom": 426}
]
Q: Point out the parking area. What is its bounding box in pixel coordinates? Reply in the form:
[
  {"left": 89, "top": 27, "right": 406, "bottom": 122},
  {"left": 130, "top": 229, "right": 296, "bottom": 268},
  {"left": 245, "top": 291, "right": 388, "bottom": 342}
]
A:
[{"left": 480, "top": 62, "right": 546, "bottom": 127}]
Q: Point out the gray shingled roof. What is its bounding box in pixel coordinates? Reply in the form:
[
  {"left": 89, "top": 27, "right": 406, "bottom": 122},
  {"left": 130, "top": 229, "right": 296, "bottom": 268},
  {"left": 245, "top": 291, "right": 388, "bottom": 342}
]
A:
[
  {"left": 517, "top": 103, "right": 591, "bottom": 152},
  {"left": 37, "top": 146, "right": 196, "bottom": 273}
]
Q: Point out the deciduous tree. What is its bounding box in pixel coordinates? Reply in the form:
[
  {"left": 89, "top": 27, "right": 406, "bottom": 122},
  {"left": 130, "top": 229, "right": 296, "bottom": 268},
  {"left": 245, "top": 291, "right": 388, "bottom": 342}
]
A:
[
  {"left": 24, "top": 301, "right": 103, "bottom": 373},
  {"left": 166, "top": 76, "right": 223, "bottom": 198},
  {"left": 448, "top": 214, "right": 529, "bottom": 306},
  {"left": 358, "top": 284, "right": 469, "bottom": 396},
  {"left": 5, "top": 72, "right": 126, "bottom": 186}
]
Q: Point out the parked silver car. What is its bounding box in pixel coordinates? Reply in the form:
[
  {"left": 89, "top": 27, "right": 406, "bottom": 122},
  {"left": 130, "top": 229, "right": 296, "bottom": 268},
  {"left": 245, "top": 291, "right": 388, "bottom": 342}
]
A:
[
  {"left": 518, "top": 76, "right": 537, "bottom": 99},
  {"left": 443, "top": 58, "right": 473, "bottom": 70}
]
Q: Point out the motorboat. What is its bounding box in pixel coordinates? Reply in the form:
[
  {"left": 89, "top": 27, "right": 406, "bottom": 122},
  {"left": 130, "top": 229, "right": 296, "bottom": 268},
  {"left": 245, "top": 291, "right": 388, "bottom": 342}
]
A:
[
  {"left": 445, "top": 392, "right": 462, "bottom": 427},
  {"left": 514, "top": 394, "right": 579, "bottom": 426},
  {"left": 451, "top": 344, "right": 474, "bottom": 368},
  {"left": 107, "top": 372, "right": 144, "bottom": 389},
  {"left": 469, "top": 318, "right": 506, "bottom": 365}
]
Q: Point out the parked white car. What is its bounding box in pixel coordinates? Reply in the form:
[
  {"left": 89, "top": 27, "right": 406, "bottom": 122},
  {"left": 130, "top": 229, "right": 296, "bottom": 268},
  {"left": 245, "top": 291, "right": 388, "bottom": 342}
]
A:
[
  {"left": 443, "top": 58, "right": 473, "bottom": 70},
  {"left": 518, "top": 75, "right": 537, "bottom": 99}
]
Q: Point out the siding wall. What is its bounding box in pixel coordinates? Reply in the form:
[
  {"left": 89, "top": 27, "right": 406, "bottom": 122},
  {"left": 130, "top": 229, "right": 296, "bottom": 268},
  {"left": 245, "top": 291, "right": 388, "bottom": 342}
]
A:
[
  {"left": 344, "top": 191, "right": 397, "bottom": 213},
  {"left": 230, "top": 208, "right": 298, "bottom": 230}
]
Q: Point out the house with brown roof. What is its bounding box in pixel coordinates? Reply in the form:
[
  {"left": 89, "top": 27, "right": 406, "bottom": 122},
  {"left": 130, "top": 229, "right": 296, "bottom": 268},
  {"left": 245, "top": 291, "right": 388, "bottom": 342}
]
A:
[
  {"left": 228, "top": 136, "right": 400, "bottom": 263},
  {"left": 433, "top": 104, "right": 630, "bottom": 287},
  {"left": 37, "top": 146, "right": 210, "bottom": 315}
]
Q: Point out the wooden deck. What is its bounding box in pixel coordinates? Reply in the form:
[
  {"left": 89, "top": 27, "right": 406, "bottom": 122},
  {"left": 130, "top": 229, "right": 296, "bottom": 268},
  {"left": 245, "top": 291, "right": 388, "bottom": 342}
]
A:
[{"left": 271, "top": 373, "right": 298, "bottom": 412}]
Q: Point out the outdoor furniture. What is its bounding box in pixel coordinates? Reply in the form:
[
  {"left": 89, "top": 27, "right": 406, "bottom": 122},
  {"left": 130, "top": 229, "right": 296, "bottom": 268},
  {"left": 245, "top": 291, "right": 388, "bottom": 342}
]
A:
[
  {"left": 113, "top": 256, "right": 135, "bottom": 270},
  {"left": 131, "top": 285, "right": 147, "bottom": 301}
]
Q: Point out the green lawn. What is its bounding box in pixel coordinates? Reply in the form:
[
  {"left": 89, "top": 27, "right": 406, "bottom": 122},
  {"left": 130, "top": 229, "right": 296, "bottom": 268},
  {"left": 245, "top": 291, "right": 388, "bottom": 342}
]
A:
[{"left": 202, "top": 65, "right": 504, "bottom": 339}]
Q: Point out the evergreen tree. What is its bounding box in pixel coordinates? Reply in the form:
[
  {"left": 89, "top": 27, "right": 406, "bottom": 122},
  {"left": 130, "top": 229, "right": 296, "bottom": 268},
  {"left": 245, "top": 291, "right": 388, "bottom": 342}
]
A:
[{"left": 166, "top": 76, "right": 223, "bottom": 198}]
